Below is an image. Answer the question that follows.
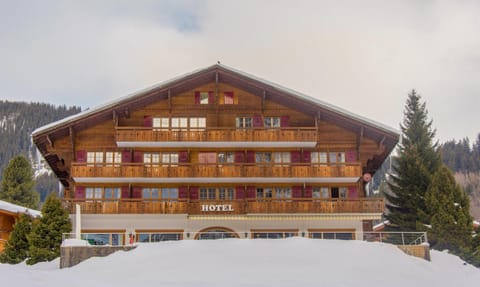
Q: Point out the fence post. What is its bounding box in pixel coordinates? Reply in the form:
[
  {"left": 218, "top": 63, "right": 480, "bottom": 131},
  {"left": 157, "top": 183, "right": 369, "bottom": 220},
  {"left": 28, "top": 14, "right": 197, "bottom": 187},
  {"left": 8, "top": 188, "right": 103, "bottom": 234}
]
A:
[{"left": 401, "top": 233, "right": 405, "bottom": 245}]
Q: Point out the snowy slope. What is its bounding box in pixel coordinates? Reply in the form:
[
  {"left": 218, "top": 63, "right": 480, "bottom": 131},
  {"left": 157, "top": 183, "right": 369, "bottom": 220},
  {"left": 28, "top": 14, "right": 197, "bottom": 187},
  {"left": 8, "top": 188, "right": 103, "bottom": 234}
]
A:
[{"left": 1, "top": 238, "right": 479, "bottom": 287}]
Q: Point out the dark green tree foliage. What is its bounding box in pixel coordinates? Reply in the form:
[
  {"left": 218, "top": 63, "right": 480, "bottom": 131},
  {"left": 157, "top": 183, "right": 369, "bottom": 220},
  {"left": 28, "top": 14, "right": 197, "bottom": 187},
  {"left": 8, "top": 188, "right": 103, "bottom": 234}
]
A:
[
  {"left": 439, "top": 135, "right": 480, "bottom": 173},
  {"left": 425, "top": 165, "right": 473, "bottom": 251},
  {"left": 0, "top": 214, "right": 33, "bottom": 264},
  {"left": 34, "top": 173, "right": 60, "bottom": 202},
  {"left": 0, "top": 100, "right": 81, "bottom": 181},
  {"left": 27, "top": 193, "right": 71, "bottom": 265},
  {"left": 0, "top": 155, "right": 39, "bottom": 209},
  {"left": 385, "top": 90, "right": 441, "bottom": 231}
]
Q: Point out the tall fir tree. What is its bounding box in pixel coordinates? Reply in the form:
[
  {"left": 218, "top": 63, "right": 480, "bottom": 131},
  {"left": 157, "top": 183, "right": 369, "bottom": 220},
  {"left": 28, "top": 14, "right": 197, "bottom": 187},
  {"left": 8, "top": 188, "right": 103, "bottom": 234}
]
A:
[
  {"left": 27, "top": 193, "right": 71, "bottom": 265},
  {"left": 385, "top": 90, "right": 441, "bottom": 231},
  {"left": 0, "top": 155, "right": 39, "bottom": 209},
  {"left": 0, "top": 213, "right": 33, "bottom": 264},
  {"left": 425, "top": 165, "right": 473, "bottom": 251}
]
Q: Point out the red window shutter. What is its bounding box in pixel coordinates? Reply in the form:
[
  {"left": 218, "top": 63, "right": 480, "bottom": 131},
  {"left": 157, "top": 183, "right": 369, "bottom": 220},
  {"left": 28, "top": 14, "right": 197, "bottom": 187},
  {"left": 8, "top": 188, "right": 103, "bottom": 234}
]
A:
[
  {"left": 280, "top": 116, "right": 290, "bottom": 127},
  {"left": 303, "top": 151, "right": 311, "bottom": 163},
  {"left": 132, "top": 187, "right": 142, "bottom": 199},
  {"left": 246, "top": 186, "right": 256, "bottom": 199},
  {"left": 235, "top": 186, "right": 245, "bottom": 200},
  {"left": 253, "top": 115, "right": 263, "bottom": 127},
  {"left": 122, "top": 150, "right": 131, "bottom": 163},
  {"left": 208, "top": 91, "right": 215, "bottom": 104},
  {"left": 346, "top": 150, "right": 357, "bottom": 162},
  {"left": 292, "top": 186, "right": 302, "bottom": 198},
  {"left": 246, "top": 151, "right": 255, "bottom": 163},
  {"left": 304, "top": 186, "right": 313, "bottom": 198},
  {"left": 133, "top": 151, "right": 143, "bottom": 163},
  {"left": 194, "top": 91, "right": 200, "bottom": 104},
  {"left": 291, "top": 151, "right": 301, "bottom": 163},
  {"left": 234, "top": 151, "right": 245, "bottom": 163},
  {"left": 179, "top": 151, "right": 189, "bottom": 163},
  {"left": 74, "top": 186, "right": 85, "bottom": 199},
  {"left": 178, "top": 186, "right": 188, "bottom": 199},
  {"left": 76, "top": 150, "right": 87, "bottom": 163},
  {"left": 144, "top": 116, "right": 153, "bottom": 127},
  {"left": 121, "top": 186, "right": 130, "bottom": 199},
  {"left": 190, "top": 187, "right": 199, "bottom": 200},
  {"left": 348, "top": 186, "right": 358, "bottom": 198}
]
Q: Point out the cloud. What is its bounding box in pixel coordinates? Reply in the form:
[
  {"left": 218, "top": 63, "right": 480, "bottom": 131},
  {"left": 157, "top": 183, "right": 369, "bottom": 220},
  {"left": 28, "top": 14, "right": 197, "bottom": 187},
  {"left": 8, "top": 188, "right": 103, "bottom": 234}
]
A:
[{"left": 0, "top": 0, "right": 479, "bottom": 142}]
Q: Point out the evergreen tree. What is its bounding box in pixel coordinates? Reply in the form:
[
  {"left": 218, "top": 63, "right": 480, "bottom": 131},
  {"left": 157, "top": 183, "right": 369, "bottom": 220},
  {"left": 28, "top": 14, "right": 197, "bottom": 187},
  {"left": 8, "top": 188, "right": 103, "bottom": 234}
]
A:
[
  {"left": 425, "top": 165, "right": 473, "bottom": 251},
  {"left": 0, "top": 155, "right": 39, "bottom": 209},
  {"left": 27, "top": 193, "right": 71, "bottom": 265},
  {"left": 385, "top": 90, "right": 441, "bottom": 231},
  {"left": 0, "top": 214, "right": 33, "bottom": 264}
]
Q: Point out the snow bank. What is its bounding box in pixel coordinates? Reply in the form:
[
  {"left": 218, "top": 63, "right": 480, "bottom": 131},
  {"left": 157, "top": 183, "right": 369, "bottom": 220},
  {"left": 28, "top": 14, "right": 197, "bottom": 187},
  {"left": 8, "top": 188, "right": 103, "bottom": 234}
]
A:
[
  {"left": 1, "top": 238, "right": 479, "bottom": 287},
  {"left": 0, "top": 200, "right": 41, "bottom": 217}
]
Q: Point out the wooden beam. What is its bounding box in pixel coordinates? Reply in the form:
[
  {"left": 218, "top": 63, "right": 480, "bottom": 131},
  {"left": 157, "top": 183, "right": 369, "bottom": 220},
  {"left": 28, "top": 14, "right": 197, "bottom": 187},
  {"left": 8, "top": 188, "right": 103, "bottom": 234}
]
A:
[
  {"left": 112, "top": 110, "right": 118, "bottom": 126},
  {"left": 46, "top": 135, "right": 53, "bottom": 149},
  {"left": 262, "top": 91, "right": 266, "bottom": 113},
  {"left": 215, "top": 71, "right": 219, "bottom": 104},
  {"left": 168, "top": 90, "right": 172, "bottom": 112},
  {"left": 378, "top": 136, "right": 386, "bottom": 149},
  {"left": 357, "top": 127, "right": 364, "bottom": 161},
  {"left": 69, "top": 126, "right": 75, "bottom": 159}
]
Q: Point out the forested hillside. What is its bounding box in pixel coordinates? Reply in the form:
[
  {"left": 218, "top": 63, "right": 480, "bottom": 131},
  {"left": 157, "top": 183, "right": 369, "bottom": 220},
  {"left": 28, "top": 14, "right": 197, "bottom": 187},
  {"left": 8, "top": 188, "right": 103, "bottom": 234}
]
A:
[{"left": 0, "top": 100, "right": 81, "bottom": 201}]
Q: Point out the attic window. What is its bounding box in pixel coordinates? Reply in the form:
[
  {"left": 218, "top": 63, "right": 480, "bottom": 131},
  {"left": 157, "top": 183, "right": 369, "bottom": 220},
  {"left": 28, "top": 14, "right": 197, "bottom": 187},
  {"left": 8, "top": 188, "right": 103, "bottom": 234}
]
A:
[
  {"left": 200, "top": 92, "right": 209, "bottom": 104},
  {"left": 224, "top": 92, "right": 234, "bottom": 104}
]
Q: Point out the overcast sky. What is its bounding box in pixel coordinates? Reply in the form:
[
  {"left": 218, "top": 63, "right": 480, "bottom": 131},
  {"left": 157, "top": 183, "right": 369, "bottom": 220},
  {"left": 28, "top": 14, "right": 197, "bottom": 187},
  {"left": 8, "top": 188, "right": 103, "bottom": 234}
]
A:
[{"left": 1, "top": 0, "right": 479, "bottom": 143}]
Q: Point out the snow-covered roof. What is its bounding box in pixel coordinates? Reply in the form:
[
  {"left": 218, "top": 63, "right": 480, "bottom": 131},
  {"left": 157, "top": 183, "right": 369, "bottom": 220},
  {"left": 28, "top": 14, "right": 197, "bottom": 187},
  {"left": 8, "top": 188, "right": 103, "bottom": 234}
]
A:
[
  {"left": 0, "top": 200, "right": 41, "bottom": 217},
  {"left": 32, "top": 63, "right": 399, "bottom": 137}
]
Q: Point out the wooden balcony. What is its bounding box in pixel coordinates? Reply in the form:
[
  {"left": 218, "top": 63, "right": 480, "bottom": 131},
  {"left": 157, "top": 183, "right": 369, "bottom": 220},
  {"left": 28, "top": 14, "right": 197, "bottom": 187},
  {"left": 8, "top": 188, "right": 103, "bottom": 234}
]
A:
[
  {"left": 71, "top": 163, "right": 362, "bottom": 179},
  {"left": 62, "top": 198, "right": 384, "bottom": 214},
  {"left": 115, "top": 127, "right": 317, "bottom": 143}
]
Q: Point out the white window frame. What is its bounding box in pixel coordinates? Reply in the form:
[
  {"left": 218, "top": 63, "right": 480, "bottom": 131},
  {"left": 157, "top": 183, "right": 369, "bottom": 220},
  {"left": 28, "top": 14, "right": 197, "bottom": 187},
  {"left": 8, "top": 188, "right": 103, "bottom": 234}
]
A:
[{"left": 236, "top": 117, "right": 253, "bottom": 129}]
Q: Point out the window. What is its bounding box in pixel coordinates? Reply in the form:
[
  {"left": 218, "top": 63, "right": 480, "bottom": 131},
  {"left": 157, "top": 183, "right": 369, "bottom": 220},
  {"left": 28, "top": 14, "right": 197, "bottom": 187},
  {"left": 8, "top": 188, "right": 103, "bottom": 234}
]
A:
[
  {"left": 105, "top": 152, "right": 122, "bottom": 166},
  {"left": 171, "top": 117, "right": 188, "bottom": 130},
  {"left": 87, "top": 152, "right": 104, "bottom": 166},
  {"left": 275, "top": 187, "right": 292, "bottom": 199},
  {"left": 162, "top": 153, "right": 179, "bottom": 165},
  {"left": 104, "top": 187, "right": 121, "bottom": 201},
  {"left": 236, "top": 117, "right": 252, "bottom": 128},
  {"left": 189, "top": 117, "right": 206, "bottom": 129},
  {"left": 219, "top": 188, "right": 234, "bottom": 200},
  {"left": 331, "top": 187, "right": 348, "bottom": 198},
  {"left": 329, "top": 152, "right": 345, "bottom": 163},
  {"left": 273, "top": 152, "right": 290, "bottom": 166},
  {"left": 313, "top": 187, "right": 329, "bottom": 199},
  {"left": 253, "top": 231, "right": 297, "bottom": 239},
  {"left": 144, "top": 153, "right": 161, "bottom": 165},
  {"left": 200, "top": 187, "right": 235, "bottom": 200},
  {"left": 199, "top": 92, "right": 210, "bottom": 104},
  {"left": 137, "top": 233, "right": 181, "bottom": 242},
  {"left": 255, "top": 152, "right": 272, "bottom": 164},
  {"left": 224, "top": 92, "right": 234, "bottom": 104},
  {"left": 161, "top": 188, "right": 178, "bottom": 201},
  {"left": 200, "top": 188, "right": 216, "bottom": 200},
  {"left": 256, "top": 187, "right": 273, "bottom": 199},
  {"left": 143, "top": 188, "right": 160, "bottom": 199},
  {"left": 311, "top": 152, "right": 328, "bottom": 164},
  {"left": 339, "top": 187, "right": 348, "bottom": 198},
  {"left": 86, "top": 187, "right": 103, "bottom": 200},
  {"left": 153, "top": 117, "right": 169, "bottom": 129},
  {"left": 263, "top": 117, "right": 280, "bottom": 128},
  {"left": 218, "top": 152, "right": 235, "bottom": 164}
]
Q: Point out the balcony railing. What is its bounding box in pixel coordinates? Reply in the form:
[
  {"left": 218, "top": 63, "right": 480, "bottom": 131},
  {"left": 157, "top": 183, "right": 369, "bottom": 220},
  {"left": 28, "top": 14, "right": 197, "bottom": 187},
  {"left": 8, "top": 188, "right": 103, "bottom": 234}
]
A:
[
  {"left": 62, "top": 198, "right": 384, "bottom": 214},
  {"left": 115, "top": 127, "right": 317, "bottom": 143},
  {"left": 71, "top": 163, "right": 362, "bottom": 178}
]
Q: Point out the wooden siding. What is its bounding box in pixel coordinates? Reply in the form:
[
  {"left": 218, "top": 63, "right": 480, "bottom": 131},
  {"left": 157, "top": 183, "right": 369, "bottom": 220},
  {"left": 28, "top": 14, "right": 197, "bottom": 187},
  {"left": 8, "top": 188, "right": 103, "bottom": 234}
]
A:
[
  {"left": 62, "top": 198, "right": 384, "bottom": 215},
  {"left": 71, "top": 162, "right": 362, "bottom": 178}
]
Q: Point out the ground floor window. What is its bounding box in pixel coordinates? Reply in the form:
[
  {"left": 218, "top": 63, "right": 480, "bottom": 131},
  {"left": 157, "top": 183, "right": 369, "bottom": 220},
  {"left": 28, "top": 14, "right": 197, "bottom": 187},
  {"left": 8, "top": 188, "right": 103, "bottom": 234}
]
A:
[
  {"left": 199, "top": 187, "right": 235, "bottom": 200},
  {"left": 81, "top": 232, "right": 124, "bottom": 246},
  {"left": 137, "top": 232, "right": 182, "bottom": 242},
  {"left": 251, "top": 230, "right": 298, "bottom": 239},
  {"left": 309, "top": 230, "right": 355, "bottom": 240},
  {"left": 196, "top": 227, "right": 239, "bottom": 240}
]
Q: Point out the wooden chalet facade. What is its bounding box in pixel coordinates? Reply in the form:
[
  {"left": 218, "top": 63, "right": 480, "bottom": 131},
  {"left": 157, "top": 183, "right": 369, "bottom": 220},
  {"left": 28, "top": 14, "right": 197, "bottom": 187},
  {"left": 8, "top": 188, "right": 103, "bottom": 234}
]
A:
[{"left": 32, "top": 64, "right": 399, "bottom": 244}]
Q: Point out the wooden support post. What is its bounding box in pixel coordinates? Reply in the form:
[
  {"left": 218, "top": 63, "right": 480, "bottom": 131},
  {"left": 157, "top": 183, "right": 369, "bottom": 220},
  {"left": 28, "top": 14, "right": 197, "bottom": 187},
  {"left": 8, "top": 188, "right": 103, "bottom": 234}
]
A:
[
  {"left": 69, "top": 126, "right": 75, "bottom": 160},
  {"left": 168, "top": 90, "right": 172, "bottom": 113},
  {"left": 378, "top": 136, "right": 386, "bottom": 149},
  {"left": 262, "top": 91, "right": 266, "bottom": 113},
  {"left": 46, "top": 135, "right": 54, "bottom": 149},
  {"left": 357, "top": 127, "right": 364, "bottom": 161}
]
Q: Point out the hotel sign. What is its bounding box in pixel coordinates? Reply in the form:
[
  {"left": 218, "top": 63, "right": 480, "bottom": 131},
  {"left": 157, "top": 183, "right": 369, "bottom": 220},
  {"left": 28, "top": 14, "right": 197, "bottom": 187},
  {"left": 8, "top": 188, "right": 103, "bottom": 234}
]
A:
[{"left": 201, "top": 204, "right": 235, "bottom": 212}]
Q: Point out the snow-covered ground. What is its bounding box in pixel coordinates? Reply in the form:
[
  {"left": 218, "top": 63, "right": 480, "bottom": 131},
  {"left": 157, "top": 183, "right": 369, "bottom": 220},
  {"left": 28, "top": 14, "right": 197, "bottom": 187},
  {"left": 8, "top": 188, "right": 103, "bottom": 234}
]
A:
[{"left": 1, "top": 238, "right": 479, "bottom": 287}]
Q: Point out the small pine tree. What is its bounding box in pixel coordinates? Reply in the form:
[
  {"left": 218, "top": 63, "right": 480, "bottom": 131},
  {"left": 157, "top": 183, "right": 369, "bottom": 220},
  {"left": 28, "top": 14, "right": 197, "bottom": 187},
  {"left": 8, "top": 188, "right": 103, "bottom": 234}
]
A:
[
  {"left": 425, "top": 165, "right": 473, "bottom": 251},
  {"left": 0, "top": 155, "right": 39, "bottom": 209},
  {"left": 27, "top": 193, "right": 71, "bottom": 265},
  {"left": 0, "top": 213, "right": 33, "bottom": 264},
  {"left": 385, "top": 90, "right": 441, "bottom": 231}
]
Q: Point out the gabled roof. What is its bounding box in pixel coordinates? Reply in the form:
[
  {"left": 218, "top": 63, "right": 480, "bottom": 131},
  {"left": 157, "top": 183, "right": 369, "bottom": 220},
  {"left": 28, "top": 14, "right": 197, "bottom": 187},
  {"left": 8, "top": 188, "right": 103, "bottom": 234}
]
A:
[
  {"left": 32, "top": 63, "right": 400, "bottom": 187},
  {"left": 0, "top": 200, "right": 41, "bottom": 217}
]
